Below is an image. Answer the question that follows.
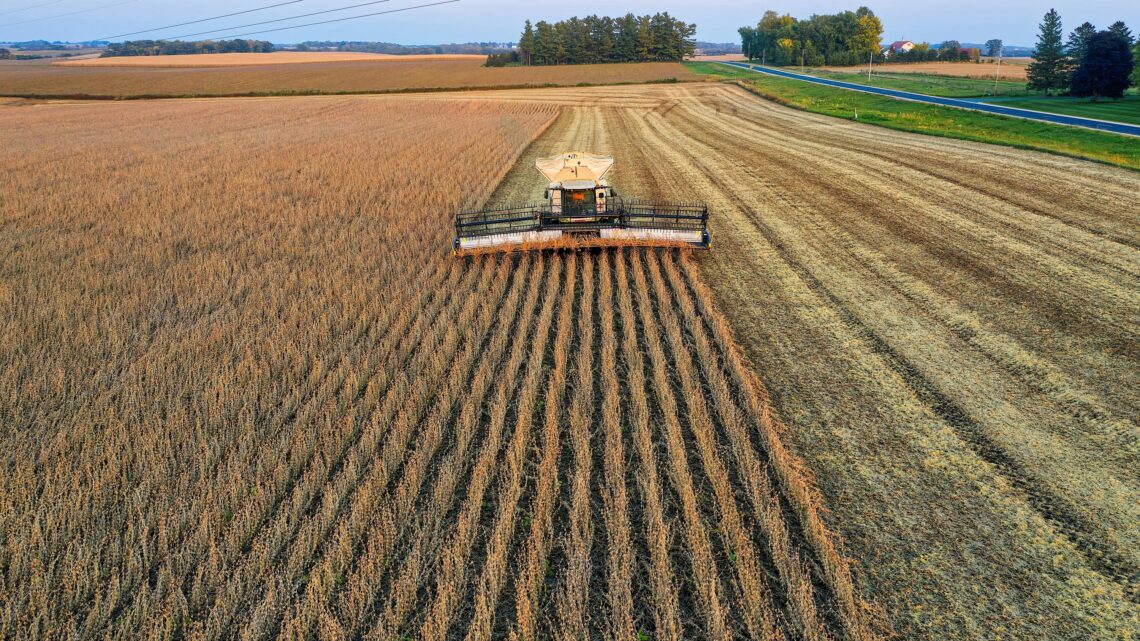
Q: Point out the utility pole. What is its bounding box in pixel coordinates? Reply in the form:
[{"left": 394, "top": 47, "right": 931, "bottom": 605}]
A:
[
  {"left": 993, "top": 44, "right": 1003, "bottom": 96},
  {"left": 867, "top": 50, "right": 873, "bottom": 81}
]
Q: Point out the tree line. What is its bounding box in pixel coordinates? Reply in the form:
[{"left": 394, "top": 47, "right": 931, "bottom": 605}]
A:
[
  {"left": 1027, "top": 10, "right": 1136, "bottom": 97},
  {"left": 738, "top": 8, "right": 883, "bottom": 67},
  {"left": 514, "top": 13, "right": 696, "bottom": 66},
  {"left": 101, "top": 39, "right": 275, "bottom": 57}
]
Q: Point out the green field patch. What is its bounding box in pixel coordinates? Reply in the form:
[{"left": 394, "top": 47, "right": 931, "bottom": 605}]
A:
[{"left": 683, "top": 61, "right": 758, "bottom": 81}]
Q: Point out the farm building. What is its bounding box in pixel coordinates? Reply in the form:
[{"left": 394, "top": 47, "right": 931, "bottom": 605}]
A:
[{"left": 883, "top": 40, "right": 915, "bottom": 56}]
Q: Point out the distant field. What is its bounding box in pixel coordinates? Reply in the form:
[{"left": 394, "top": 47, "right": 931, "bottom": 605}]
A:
[
  {"left": 6, "top": 48, "right": 103, "bottom": 58},
  {"left": 984, "top": 95, "right": 1140, "bottom": 125},
  {"left": 820, "top": 61, "right": 1028, "bottom": 80},
  {"left": 56, "top": 52, "right": 486, "bottom": 67},
  {"left": 691, "top": 53, "right": 746, "bottom": 61},
  {"left": 798, "top": 67, "right": 1030, "bottom": 97},
  {"left": 0, "top": 58, "right": 699, "bottom": 98},
  {"left": 0, "top": 57, "right": 697, "bottom": 97}
]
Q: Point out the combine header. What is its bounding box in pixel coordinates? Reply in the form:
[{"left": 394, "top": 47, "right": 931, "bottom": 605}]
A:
[{"left": 454, "top": 152, "right": 710, "bottom": 255}]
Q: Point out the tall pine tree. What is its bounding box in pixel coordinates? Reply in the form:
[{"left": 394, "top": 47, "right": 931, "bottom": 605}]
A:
[
  {"left": 1108, "top": 21, "right": 1134, "bottom": 47},
  {"left": 1028, "top": 9, "right": 1070, "bottom": 94},
  {"left": 519, "top": 20, "right": 535, "bottom": 66},
  {"left": 1066, "top": 21, "right": 1097, "bottom": 66}
]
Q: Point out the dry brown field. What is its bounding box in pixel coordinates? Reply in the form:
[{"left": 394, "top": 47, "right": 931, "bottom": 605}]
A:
[
  {"left": 452, "top": 82, "right": 1135, "bottom": 640},
  {"left": 3, "top": 78, "right": 1137, "bottom": 641},
  {"left": 0, "top": 91, "right": 874, "bottom": 640},
  {"left": 819, "top": 61, "right": 1029, "bottom": 80},
  {"left": 0, "top": 58, "right": 699, "bottom": 98},
  {"left": 693, "top": 54, "right": 747, "bottom": 62},
  {"left": 55, "top": 52, "right": 487, "bottom": 67}
]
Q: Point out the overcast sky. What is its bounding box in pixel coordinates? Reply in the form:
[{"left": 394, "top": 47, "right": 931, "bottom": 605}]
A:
[{"left": 1, "top": 0, "right": 1137, "bottom": 46}]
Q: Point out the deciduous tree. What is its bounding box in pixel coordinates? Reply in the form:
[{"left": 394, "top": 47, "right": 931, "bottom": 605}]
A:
[
  {"left": 985, "top": 39, "right": 1004, "bottom": 57},
  {"left": 1133, "top": 42, "right": 1140, "bottom": 87},
  {"left": 851, "top": 7, "right": 884, "bottom": 59},
  {"left": 1070, "top": 30, "right": 1134, "bottom": 99},
  {"left": 738, "top": 7, "right": 883, "bottom": 67}
]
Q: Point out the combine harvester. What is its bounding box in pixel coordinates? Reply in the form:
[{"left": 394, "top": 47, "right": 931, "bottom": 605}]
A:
[{"left": 454, "top": 152, "right": 710, "bottom": 255}]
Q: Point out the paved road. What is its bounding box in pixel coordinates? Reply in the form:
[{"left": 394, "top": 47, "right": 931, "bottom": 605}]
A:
[{"left": 721, "top": 61, "right": 1140, "bottom": 137}]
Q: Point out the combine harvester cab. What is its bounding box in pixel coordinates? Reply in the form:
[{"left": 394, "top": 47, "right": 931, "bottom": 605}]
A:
[{"left": 454, "top": 152, "right": 710, "bottom": 254}]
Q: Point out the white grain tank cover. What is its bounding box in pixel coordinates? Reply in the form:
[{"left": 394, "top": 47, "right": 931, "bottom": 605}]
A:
[{"left": 535, "top": 152, "right": 614, "bottom": 183}]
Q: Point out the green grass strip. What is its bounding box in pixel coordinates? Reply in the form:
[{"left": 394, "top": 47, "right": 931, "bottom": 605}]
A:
[
  {"left": 980, "top": 95, "right": 1140, "bottom": 126},
  {"left": 733, "top": 75, "right": 1140, "bottom": 171}
]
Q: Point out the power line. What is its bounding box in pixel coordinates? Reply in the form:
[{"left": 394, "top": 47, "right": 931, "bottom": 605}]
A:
[
  {"left": 216, "top": 0, "right": 459, "bottom": 40},
  {"left": 0, "top": 0, "right": 137, "bottom": 29},
  {"left": 165, "top": 0, "right": 392, "bottom": 41},
  {"left": 0, "top": 0, "right": 67, "bottom": 18},
  {"left": 98, "top": 0, "right": 305, "bottom": 41}
]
